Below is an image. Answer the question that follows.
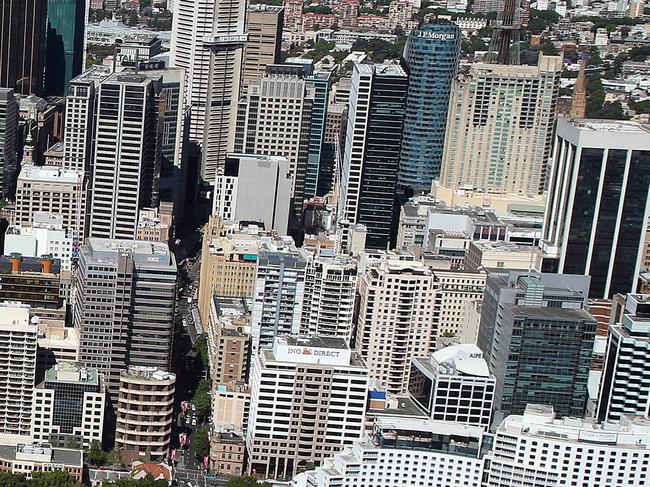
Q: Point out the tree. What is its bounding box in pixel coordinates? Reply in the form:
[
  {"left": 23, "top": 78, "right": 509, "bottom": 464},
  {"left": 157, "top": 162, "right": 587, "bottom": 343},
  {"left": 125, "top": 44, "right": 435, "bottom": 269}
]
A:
[
  {"left": 226, "top": 476, "right": 272, "bottom": 487},
  {"left": 304, "top": 5, "right": 333, "bottom": 14},
  {"left": 0, "top": 472, "right": 28, "bottom": 487},
  {"left": 86, "top": 440, "right": 106, "bottom": 465},
  {"left": 30, "top": 471, "right": 81, "bottom": 487},
  {"left": 194, "top": 426, "right": 210, "bottom": 459},
  {"left": 193, "top": 378, "right": 212, "bottom": 420},
  {"left": 102, "top": 475, "right": 169, "bottom": 487},
  {"left": 194, "top": 335, "right": 209, "bottom": 370},
  {"left": 629, "top": 99, "right": 650, "bottom": 113},
  {"left": 541, "top": 41, "right": 558, "bottom": 56}
]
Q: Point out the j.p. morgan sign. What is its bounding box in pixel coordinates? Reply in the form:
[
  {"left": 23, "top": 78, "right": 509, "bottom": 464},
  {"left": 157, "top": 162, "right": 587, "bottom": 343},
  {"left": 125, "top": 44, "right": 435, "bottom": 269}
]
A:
[{"left": 417, "top": 31, "right": 456, "bottom": 41}]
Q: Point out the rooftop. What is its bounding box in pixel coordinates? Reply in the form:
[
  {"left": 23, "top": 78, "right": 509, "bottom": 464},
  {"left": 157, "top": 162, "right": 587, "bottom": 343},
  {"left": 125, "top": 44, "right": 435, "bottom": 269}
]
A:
[
  {"left": 18, "top": 165, "right": 83, "bottom": 184},
  {"left": 70, "top": 65, "right": 112, "bottom": 85},
  {"left": 500, "top": 404, "right": 650, "bottom": 448},
  {"left": 0, "top": 444, "right": 82, "bottom": 466},
  {"left": 570, "top": 119, "right": 650, "bottom": 134},
  {"left": 507, "top": 305, "right": 596, "bottom": 322},
  {"left": 0, "top": 254, "right": 62, "bottom": 274},
  {"left": 423, "top": 344, "right": 492, "bottom": 378},
  {"left": 84, "top": 238, "right": 175, "bottom": 268},
  {"left": 44, "top": 362, "right": 99, "bottom": 386}
]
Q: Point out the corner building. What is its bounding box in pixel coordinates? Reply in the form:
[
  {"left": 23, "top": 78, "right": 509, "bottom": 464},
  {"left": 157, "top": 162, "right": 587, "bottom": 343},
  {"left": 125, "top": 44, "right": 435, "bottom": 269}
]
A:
[{"left": 247, "top": 336, "right": 369, "bottom": 480}]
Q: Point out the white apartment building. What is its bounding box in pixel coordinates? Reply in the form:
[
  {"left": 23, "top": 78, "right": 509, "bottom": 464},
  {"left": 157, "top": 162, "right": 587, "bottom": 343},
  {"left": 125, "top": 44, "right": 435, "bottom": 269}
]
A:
[
  {"left": 355, "top": 254, "right": 436, "bottom": 394},
  {"left": 14, "top": 166, "right": 85, "bottom": 244},
  {"left": 484, "top": 404, "right": 650, "bottom": 487},
  {"left": 213, "top": 153, "right": 292, "bottom": 235},
  {"left": 32, "top": 362, "right": 105, "bottom": 448},
  {"left": 293, "top": 417, "right": 487, "bottom": 487},
  {"left": 597, "top": 293, "right": 650, "bottom": 422},
  {"left": 301, "top": 250, "right": 357, "bottom": 342},
  {"left": 5, "top": 215, "right": 73, "bottom": 271},
  {"left": 247, "top": 336, "right": 369, "bottom": 480},
  {"left": 171, "top": 0, "right": 246, "bottom": 181},
  {"left": 251, "top": 240, "right": 308, "bottom": 353},
  {"left": 409, "top": 344, "right": 495, "bottom": 429},
  {"left": 89, "top": 73, "right": 160, "bottom": 240},
  {"left": 0, "top": 304, "right": 38, "bottom": 439}
]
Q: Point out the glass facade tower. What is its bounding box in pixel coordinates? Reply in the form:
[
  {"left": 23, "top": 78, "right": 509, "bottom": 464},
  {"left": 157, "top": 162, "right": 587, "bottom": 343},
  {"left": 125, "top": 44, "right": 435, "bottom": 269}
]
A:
[
  {"left": 45, "top": 0, "right": 86, "bottom": 96},
  {"left": 397, "top": 20, "right": 460, "bottom": 193}
]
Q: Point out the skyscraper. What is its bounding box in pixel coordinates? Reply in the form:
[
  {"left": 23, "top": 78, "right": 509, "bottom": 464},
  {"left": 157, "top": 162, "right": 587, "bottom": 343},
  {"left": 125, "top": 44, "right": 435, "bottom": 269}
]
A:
[
  {"left": 243, "top": 4, "right": 283, "bottom": 90},
  {"left": 441, "top": 54, "right": 562, "bottom": 195},
  {"left": 597, "top": 294, "right": 650, "bottom": 423},
  {"left": 0, "top": 88, "right": 18, "bottom": 198},
  {"left": 0, "top": 0, "right": 47, "bottom": 95},
  {"left": 171, "top": 0, "right": 246, "bottom": 182},
  {"left": 44, "top": 0, "right": 86, "bottom": 96},
  {"left": 304, "top": 72, "right": 330, "bottom": 199},
  {"left": 235, "top": 65, "right": 314, "bottom": 216},
  {"left": 397, "top": 20, "right": 461, "bottom": 193},
  {"left": 63, "top": 66, "right": 111, "bottom": 172},
  {"left": 74, "top": 239, "right": 177, "bottom": 400},
  {"left": 88, "top": 73, "right": 161, "bottom": 239},
  {"left": 541, "top": 119, "right": 650, "bottom": 298},
  {"left": 355, "top": 254, "right": 436, "bottom": 394},
  {"left": 339, "top": 63, "right": 408, "bottom": 250},
  {"left": 477, "top": 271, "right": 595, "bottom": 418}
]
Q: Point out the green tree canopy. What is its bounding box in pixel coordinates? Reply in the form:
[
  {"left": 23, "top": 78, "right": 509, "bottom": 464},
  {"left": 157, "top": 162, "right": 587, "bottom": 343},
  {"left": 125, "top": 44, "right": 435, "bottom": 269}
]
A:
[
  {"left": 102, "top": 475, "right": 169, "bottom": 486},
  {"left": 193, "top": 378, "right": 212, "bottom": 420},
  {"left": 194, "top": 426, "right": 210, "bottom": 459},
  {"left": 226, "top": 476, "right": 272, "bottom": 487}
]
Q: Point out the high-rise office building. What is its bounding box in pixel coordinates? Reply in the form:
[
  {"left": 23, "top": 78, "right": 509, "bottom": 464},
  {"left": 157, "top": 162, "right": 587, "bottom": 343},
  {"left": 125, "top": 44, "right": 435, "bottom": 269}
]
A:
[
  {"left": 304, "top": 72, "right": 330, "bottom": 199},
  {"left": 212, "top": 153, "right": 292, "bottom": 235},
  {"left": 251, "top": 241, "right": 307, "bottom": 352},
  {"left": 301, "top": 250, "right": 357, "bottom": 342},
  {"left": 477, "top": 271, "right": 595, "bottom": 418},
  {"left": 243, "top": 4, "right": 284, "bottom": 90},
  {"left": 74, "top": 239, "right": 177, "bottom": 400},
  {"left": 44, "top": 0, "right": 86, "bottom": 96},
  {"left": 441, "top": 54, "right": 562, "bottom": 195},
  {"left": 31, "top": 362, "right": 105, "bottom": 448},
  {"left": 541, "top": 119, "right": 650, "bottom": 298},
  {"left": 397, "top": 20, "right": 461, "bottom": 193},
  {"left": 355, "top": 254, "right": 436, "bottom": 394},
  {"left": 0, "top": 88, "right": 18, "bottom": 198},
  {"left": 88, "top": 73, "right": 160, "bottom": 239},
  {"left": 0, "top": 0, "right": 47, "bottom": 95},
  {"left": 247, "top": 336, "right": 369, "bottom": 480},
  {"left": 63, "top": 66, "right": 111, "bottom": 172},
  {"left": 597, "top": 294, "right": 650, "bottom": 422},
  {"left": 409, "top": 344, "right": 495, "bottom": 428},
  {"left": 235, "top": 65, "right": 314, "bottom": 215},
  {"left": 171, "top": 0, "right": 246, "bottom": 182},
  {"left": 339, "top": 63, "right": 408, "bottom": 249},
  {"left": 0, "top": 304, "right": 37, "bottom": 439}
]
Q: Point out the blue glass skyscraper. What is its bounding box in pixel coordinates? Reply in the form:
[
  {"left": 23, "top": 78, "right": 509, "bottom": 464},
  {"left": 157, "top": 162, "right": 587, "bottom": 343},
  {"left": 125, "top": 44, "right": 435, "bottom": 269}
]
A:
[{"left": 397, "top": 20, "right": 461, "bottom": 193}]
